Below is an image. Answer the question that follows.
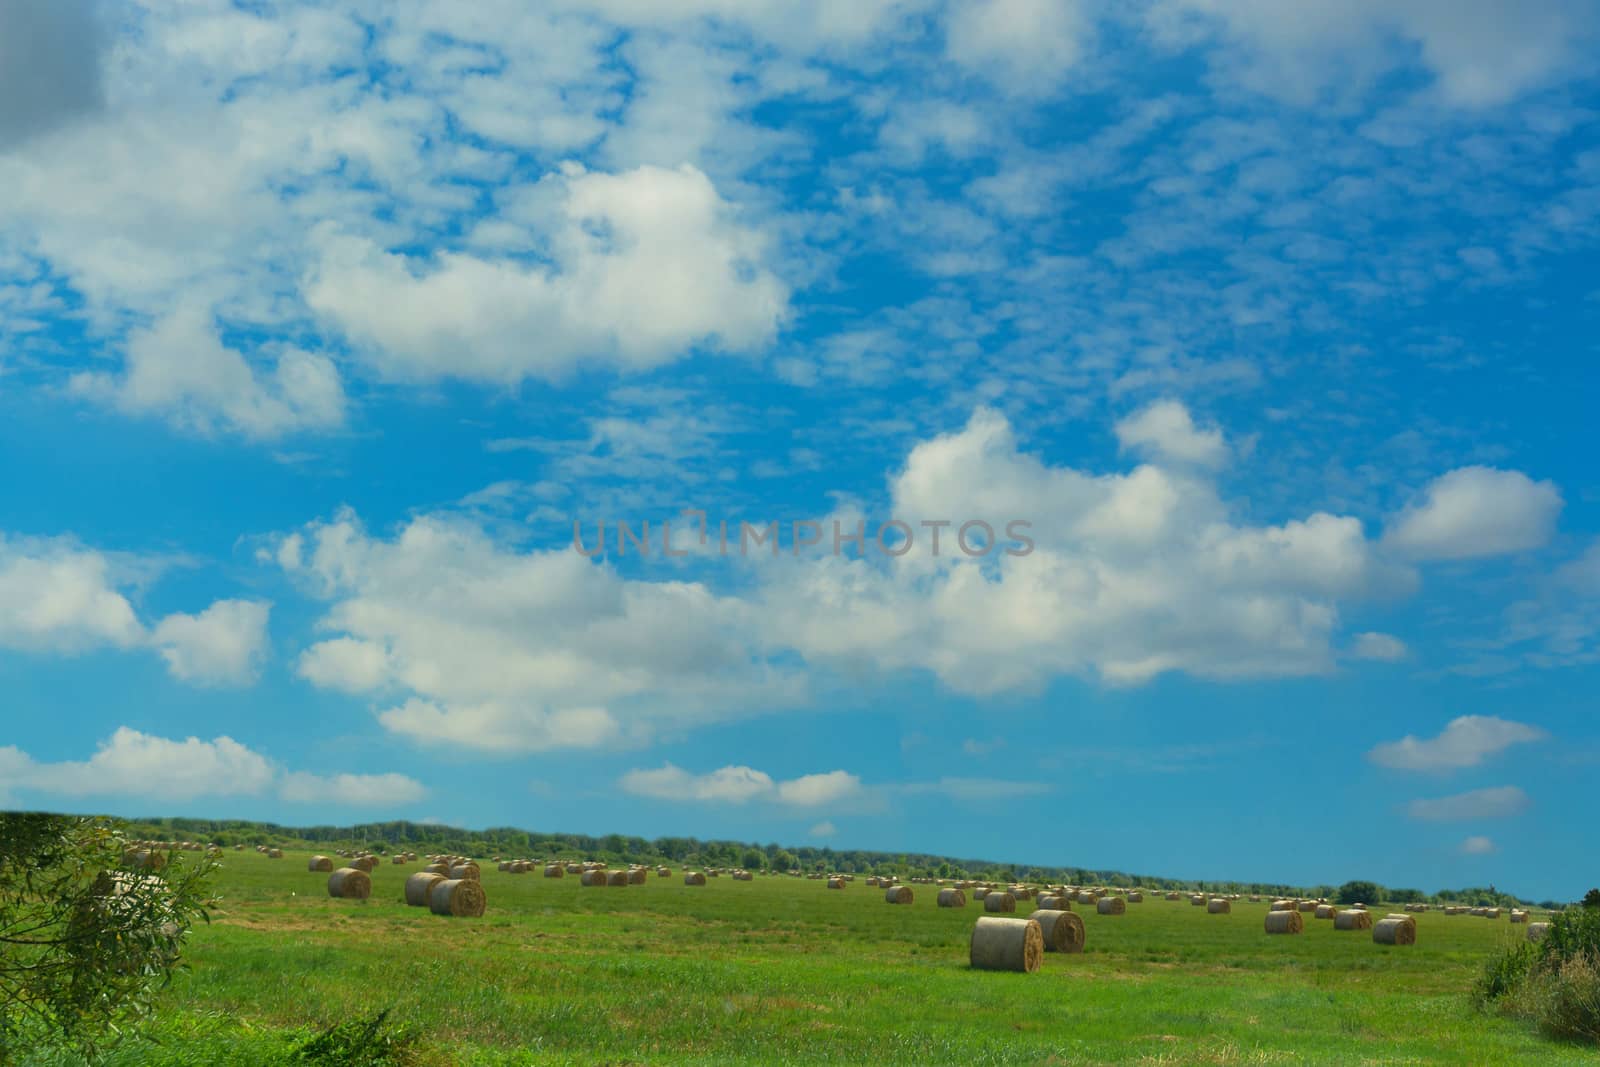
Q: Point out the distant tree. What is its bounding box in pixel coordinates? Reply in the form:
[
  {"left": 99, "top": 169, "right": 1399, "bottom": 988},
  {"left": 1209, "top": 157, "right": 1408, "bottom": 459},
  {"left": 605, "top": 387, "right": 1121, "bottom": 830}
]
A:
[
  {"left": 1583, "top": 888, "right": 1600, "bottom": 909},
  {"left": 741, "top": 848, "right": 765, "bottom": 871},
  {"left": 1335, "top": 880, "right": 1383, "bottom": 905},
  {"left": 937, "top": 862, "right": 951, "bottom": 879},
  {"left": 1389, "top": 888, "right": 1424, "bottom": 904},
  {"left": 0, "top": 814, "right": 214, "bottom": 1057}
]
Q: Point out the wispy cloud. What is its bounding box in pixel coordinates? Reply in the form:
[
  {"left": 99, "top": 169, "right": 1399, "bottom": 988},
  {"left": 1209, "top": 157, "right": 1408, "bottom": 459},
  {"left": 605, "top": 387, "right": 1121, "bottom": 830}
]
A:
[
  {"left": 1369, "top": 716, "right": 1547, "bottom": 772},
  {"left": 1407, "top": 785, "right": 1530, "bottom": 821}
]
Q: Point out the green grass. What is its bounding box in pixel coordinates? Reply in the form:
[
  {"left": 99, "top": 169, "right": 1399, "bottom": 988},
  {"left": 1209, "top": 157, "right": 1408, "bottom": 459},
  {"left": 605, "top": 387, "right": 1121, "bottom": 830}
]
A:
[{"left": 24, "top": 853, "right": 1592, "bottom": 1065}]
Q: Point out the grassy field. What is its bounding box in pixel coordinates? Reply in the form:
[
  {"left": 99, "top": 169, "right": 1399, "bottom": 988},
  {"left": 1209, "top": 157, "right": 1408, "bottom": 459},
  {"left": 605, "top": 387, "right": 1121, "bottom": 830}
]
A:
[{"left": 23, "top": 851, "right": 1590, "bottom": 1065}]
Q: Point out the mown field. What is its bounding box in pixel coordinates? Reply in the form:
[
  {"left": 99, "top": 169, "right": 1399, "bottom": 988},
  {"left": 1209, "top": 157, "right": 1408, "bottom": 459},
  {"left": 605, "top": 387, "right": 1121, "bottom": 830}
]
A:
[{"left": 22, "top": 851, "right": 1590, "bottom": 1065}]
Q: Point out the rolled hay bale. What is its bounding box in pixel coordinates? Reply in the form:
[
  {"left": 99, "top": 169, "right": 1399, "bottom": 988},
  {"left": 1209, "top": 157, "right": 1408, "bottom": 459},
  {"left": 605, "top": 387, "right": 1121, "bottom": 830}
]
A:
[
  {"left": 1037, "top": 894, "right": 1072, "bottom": 911},
  {"left": 1315, "top": 904, "right": 1338, "bottom": 920},
  {"left": 392, "top": 854, "right": 407, "bottom": 865},
  {"left": 1208, "top": 898, "right": 1231, "bottom": 914},
  {"left": 424, "top": 863, "right": 450, "bottom": 876},
  {"left": 684, "top": 871, "right": 707, "bottom": 886},
  {"left": 328, "top": 868, "right": 372, "bottom": 900},
  {"left": 580, "top": 870, "right": 607, "bottom": 887},
  {"left": 938, "top": 888, "right": 967, "bottom": 908},
  {"left": 428, "top": 878, "right": 487, "bottom": 918},
  {"left": 969, "top": 917, "right": 1043, "bottom": 973},
  {"left": 1097, "top": 896, "right": 1126, "bottom": 916},
  {"left": 544, "top": 864, "right": 565, "bottom": 878},
  {"left": 308, "top": 855, "right": 335, "bottom": 873},
  {"left": 1484, "top": 907, "right": 1502, "bottom": 919},
  {"left": 1032, "top": 909, "right": 1086, "bottom": 953},
  {"left": 449, "top": 863, "right": 480, "bottom": 882},
  {"left": 827, "top": 877, "right": 845, "bottom": 890},
  {"left": 121, "top": 848, "right": 167, "bottom": 871},
  {"left": 1270, "top": 900, "right": 1295, "bottom": 911},
  {"left": 1510, "top": 909, "right": 1528, "bottom": 924},
  {"left": 1527, "top": 922, "right": 1551, "bottom": 943},
  {"left": 267, "top": 848, "right": 284, "bottom": 859},
  {"left": 1265, "top": 910, "right": 1304, "bottom": 934},
  {"left": 405, "top": 871, "right": 445, "bottom": 906},
  {"left": 1190, "top": 894, "right": 1206, "bottom": 906},
  {"left": 1126, "top": 891, "right": 1143, "bottom": 903},
  {"left": 607, "top": 871, "right": 629, "bottom": 887},
  {"left": 657, "top": 867, "right": 670, "bottom": 877},
  {"left": 984, "top": 891, "right": 1017, "bottom": 913},
  {"left": 1164, "top": 891, "right": 1182, "bottom": 902},
  {"left": 732, "top": 870, "right": 754, "bottom": 882},
  {"left": 972, "top": 887, "right": 991, "bottom": 900},
  {"left": 351, "top": 855, "right": 378, "bottom": 872},
  {"left": 1076, "top": 891, "right": 1098, "bottom": 905},
  {"left": 1297, "top": 900, "right": 1319, "bottom": 913},
  {"left": 1373, "top": 915, "right": 1416, "bottom": 946},
  {"left": 1248, "top": 895, "right": 1261, "bottom": 903},
  {"left": 1334, "top": 909, "right": 1374, "bottom": 931},
  {"left": 628, "top": 868, "right": 647, "bottom": 885},
  {"left": 885, "top": 885, "right": 913, "bottom": 905}
]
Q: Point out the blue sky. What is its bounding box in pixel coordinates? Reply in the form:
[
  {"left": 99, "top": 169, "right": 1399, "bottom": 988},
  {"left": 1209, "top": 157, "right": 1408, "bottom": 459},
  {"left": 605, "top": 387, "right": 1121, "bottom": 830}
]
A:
[{"left": 1, "top": 0, "right": 1597, "bottom": 900}]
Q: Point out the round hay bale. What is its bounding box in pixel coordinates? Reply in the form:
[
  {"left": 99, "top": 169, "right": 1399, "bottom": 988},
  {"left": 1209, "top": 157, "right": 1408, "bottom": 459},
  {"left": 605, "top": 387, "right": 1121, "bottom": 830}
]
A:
[
  {"left": 984, "top": 891, "right": 1016, "bottom": 913},
  {"left": 580, "top": 870, "right": 607, "bottom": 887},
  {"left": 1297, "top": 900, "right": 1319, "bottom": 913},
  {"left": 1190, "top": 894, "right": 1206, "bottom": 906},
  {"left": 732, "top": 870, "right": 754, "bottom": 882},
  {"left": 969, "top": 917, "right": 1043, "bottom": 973},
  {"left": 308, "top": 855, "right": 334, "bottom": 873},
  {"left": 1126, "top": 891, "right": 1143, "bottom": 903},
  {"left": 1037, "top": 894, "right": 1072, "bottom": 911},
  {"left": 392, "top": 854, "right": 407, "bottom": 865},
  {"left": 424, "top": 862, "right": 449, "bottom": 876},
  {"left": 1207, "top": 898, "right": 1230, "bottom": 914},
  {"left": 1265, "top": 910, "right": 1303, "bottom": 934},
  {"left": 1527, "top": 922, "right": 1551, "bottom": 943},
  {"left": 937, "top": 888, "right": 967, "bottom": 908},
  {"left": 1097, "top": 896, "right": 1126, "bottom": 916},
  {"left": 328, "top": 868, "right": 372, "bottom": 900},
  {"left": 606, "top": 870, "right": 629, "bottom": 887},
  {"left": 628, "top": 868, "right": 647, "bottom": 885},
  {"left": 544, "top": 864, "right": 564, "bottom": 878},
  {"left": 885, "top": 885, "right": 913, "bottom": 905},
  {"left": 449, "top": 863, "right": 480, "bottom": 882},
  {"left": 1032, "top": 909, "right": 1085, "bottom": 953},
  {"left": 1315, "top": 904, "right": 1338, "bottom": 920},
  {"left": 827, "top": 877, "right": 845, "bottom": 889},
  {"left": 1165, "top": 891, "right": 1182, "bottom": 901},
  {"left": 972, "top": 887, "right": 991, "bottom": 900},
  {"left": 1373, "top": 915, "right": 1416, "bottom": 945},
  {"left": 405, "top": 871, "right": 445, "bottom": 907},
  {"left": 429, "top": 878, "right": 487, "bottom": 917},
  {"left": 351, "top": 855, "right": 378, "bottom": 872},
  {"left": 1334, "top": 909, "right": 1374, "bottom": 931},
  {"left": 1483, "top": 907, "right": 1502, "bottom": 919},
  {"left": 657, "top": 867, "right": 670, "bottom": 877},
  {"left": 684, "top": 871, "right": 707, "bottom": 886}
]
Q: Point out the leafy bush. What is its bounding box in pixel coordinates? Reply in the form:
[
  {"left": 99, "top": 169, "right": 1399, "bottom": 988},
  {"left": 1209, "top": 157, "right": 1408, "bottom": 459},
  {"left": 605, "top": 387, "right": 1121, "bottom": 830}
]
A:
[
  {"left": 1478, "top": 905, "right": 1600, "bottom": 1045},
  {"left": 1541, "top": 906, "right": 1600, "bottom": 969},
  {"left": 292, "top": 1009, "right": 417, "bottom": 1065},
  {"left": 1334, "top": 880, "right": 1382, "bottom": 905},
  {"left": 1523, "top": 953, "right": 1600, "bottom": 1044},
  {"left": 1476, "top": 941, "right": 1537, "bottom": 1007},
  {"left": 1582, "top": 888, "right": 1600, "bottom": 910}
]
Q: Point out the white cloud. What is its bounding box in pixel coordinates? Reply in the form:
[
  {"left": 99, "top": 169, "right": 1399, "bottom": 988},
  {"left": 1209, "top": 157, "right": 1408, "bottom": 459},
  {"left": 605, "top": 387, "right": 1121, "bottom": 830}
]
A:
[
  {"left": 5, "top": 727, "right": 276, "bottom": 802},
  {"left": 1368, "top": 715, "right": 1547, "bottom": 772},
  {"left": 1150, "top": 0, "right": 1599, "bottom": 108},
  {"left": 304, "top": 163, "right": 788, "bottom": 384},
  {"left": 151, "top": 599, "right": 272, "bottom": 687},
  {"left": 1349, "top": 632, "right": 1409, "bottom": 662},
  {"left": 945, "top": 0, "right": 1092, "bottom": 94},
  {"left": 808, "top": 820, "right": 837, "bottom": 838},
  {"left": 1406, "top": 785, "right": 1530, "bottom": 821},
  {"left": 1386, "top": 467, "right": 1563, "bottom": 560},
  {"left": 276, "top": 509, "right": 803, "bottom": 754},
  {"left": 1114, "top": 399, "right": 1229, "bottom": 468},
  {"left": 1460, "top": 835, "right": 1496, "bottom": 855},
  {"left": 618, "top": 763, "right": 861, "bottom": 807},
  {"left": 3, "top": 727, "right": 426, "bottom": 809},
  {"left": 0, "top": 0, "right": 104, "bottom": 146},
  {"left": 776, "top": 770, "right": 862, "bottom": 807},
  {"left": 69, "top": 306, "right": 345, "bottom": 440},
  {"left": 279, "top": 771, "right": 428, "bottom": 806}
]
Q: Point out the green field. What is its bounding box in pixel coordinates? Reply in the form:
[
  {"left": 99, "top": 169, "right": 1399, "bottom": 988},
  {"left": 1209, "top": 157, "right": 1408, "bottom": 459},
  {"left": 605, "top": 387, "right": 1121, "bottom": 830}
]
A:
[{"left": 23, "top": 851, "right": 1588, "bottom": 1065}]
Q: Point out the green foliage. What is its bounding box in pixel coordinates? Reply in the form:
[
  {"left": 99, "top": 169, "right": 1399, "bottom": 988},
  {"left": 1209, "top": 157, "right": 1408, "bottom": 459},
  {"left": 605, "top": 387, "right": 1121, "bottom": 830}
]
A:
[
  {"left": 0, "top": 814, "right": 215, "bottom": 1058},
  {"left": 1479, "top": 906, "right": 1600, "bottom": 1045},
  {"left": 1522, "top": 953, "right": 1600, "bottom": 1044},
  {"left": 291, "top": 1009, "right": 417, "bottom": 1065},
  {"left": 1335, "top": 880, "right": 1383, "bottom": 905},
  {"left": 1477, "top": 942, "right": 1537, "bottom": 1006},
  {"left": 1582, "top": 889, "right": 1600, "bottom": 910},
  {"left": 1540, "top": 907, "right": 1600, "bottom": 970}
]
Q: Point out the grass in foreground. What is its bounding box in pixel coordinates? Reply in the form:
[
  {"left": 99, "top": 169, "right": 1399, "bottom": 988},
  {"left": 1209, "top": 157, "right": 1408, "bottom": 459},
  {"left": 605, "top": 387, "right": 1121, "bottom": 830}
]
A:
[{"left": 20, "top": 853, "right": 1594, "bottom": 1065}]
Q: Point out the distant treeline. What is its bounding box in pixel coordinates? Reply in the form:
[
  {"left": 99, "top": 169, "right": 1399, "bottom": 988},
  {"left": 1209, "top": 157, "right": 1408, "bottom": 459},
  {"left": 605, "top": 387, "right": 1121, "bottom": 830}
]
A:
[{"left": 113, "top": 815, "right": 1558, "bottom": 908}]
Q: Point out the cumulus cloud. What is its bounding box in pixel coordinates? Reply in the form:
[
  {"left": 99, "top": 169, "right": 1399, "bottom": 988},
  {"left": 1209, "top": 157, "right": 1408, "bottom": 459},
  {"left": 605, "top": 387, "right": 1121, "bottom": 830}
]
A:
[
  {"left": 0, "top": 0, "right": 105, "bottom": 147},
  {"left": 1406, "top": 785, "right": 1530, "bottom": 821},
  {"left": 1349, "top": 632, "right": 1408, "bottom": 662},
  {"left": 1114, "top": 399, "right": 1229, "bottom": 468},
  {"left": 1460, "top": 835, "right": 1496, "bottom": 855},
  {"left": 945, "top": 0, "right": 1093, "bottom": 93},
  {"left": 2, "top": 727, "right": 426, "bottom": 808},
  {"left": 619, "top": 764, "right": 861, "bottom": 807},
  {"left": 1385, "top": 467, "right": 1563, "bottom": 561},
  {"left": 304, "top": 163, "right": 787, "bottom": 384},
  {"left": 0, "top": 531, "right": 269, "bottom": 686},
  {"left": 1368, "top": 715, "right": 1547, "bottom": 772},
  {"left": 776, "top": 770, "right": 863, "bottom": 807},
  {"left": 151, "top": 599, "right": 272, "bottom": 686},
  {"left": 277, "top": 509, "right": 804, "bottom": 754}
]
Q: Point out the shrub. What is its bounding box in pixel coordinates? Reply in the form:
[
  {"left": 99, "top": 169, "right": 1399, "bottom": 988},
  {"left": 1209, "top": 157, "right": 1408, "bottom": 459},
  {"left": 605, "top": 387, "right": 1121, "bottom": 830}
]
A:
[
  {"left": 1582, "top": 888, "right": 1600, "bottom": 910},
  {"left": 1334, "top": 880, "right": 1382, "bottom": 906},
  {"left": 1541, "top": 906, "right": 1600, "bottom": 969},
  {"left": 1476, "top": 942, "right": 1537, "bottom": 1007},
  {"left": 1525, "top": 953, "right": 1600, "bottom": 1044},
  {"left": 292, "top": 1009, "right": 417, "bottom": 1065}
]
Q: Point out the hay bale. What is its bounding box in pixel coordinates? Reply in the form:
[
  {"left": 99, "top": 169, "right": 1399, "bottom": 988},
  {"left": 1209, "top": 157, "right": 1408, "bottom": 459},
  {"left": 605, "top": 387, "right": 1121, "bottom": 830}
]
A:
[
  {"left": 580, "top": 870, "right": 607, "bottom": 887},
  {"left": 885, "top": 885, "right": 913, "bottom": 905},
  {"left": 1037, "top": 894, "right": 1072, "bottom": 911},
  {"left": 1097, "top": 896, "right": 1126, "bottom": 916},
  {"left": 969, "top": 917, "right": 1043, "bottom": 973},
  {"left": 1483, "top": 907, "right": 1502, "bottom": 919},
  {"left": 628, "top": 868, "right": 647, "bottom": 885},
  {"left": 1208, "top": 898, "right": 1230, "bottom": 914},
  {"left": 1265, "top": 910, "right": 1303, "bottom": 934},
  {"left": 984, "top": 891, "right": 1016, "bottom": 913},
  {"left": 1315, "top": 904, "right": 1338, "bottom": 920},
  {"left": 308, "top": 855, "right": 334, "bottom": 873},
  {"left": 1527, "top": 922, "right": 1551, "bottom": 943},
  {"left": 657, "top": 867, "right": 670, "bottom": 877},
  {"left": 449, "top": 863, "right": 480, "bottom": 881},
  {"left": 1126, "top": 891, "right": 1143, "bottom": 903},
  {"left": 683, "top": 871, "right": 707, "bottom": 886},
  {"left": 1190, "top": 894, "right": 1206, "bottom": 906},
  {"left": 607, "top": 870, "right": 629, "bottom": 887},
  {"left": 405, "top": 872, "right": 445, "bottom": 907},
  {"left": 424, "top": 863, "right": 449, "bottom": 876},
  {"left": 328, "top": 868, "right": 372, "bottom": 900},
  {"left": 351, "top": 855, "right": 378, "bottom": 872},
  {"left": 1032, "top": 909, "right": 1085, "bottom": 953},
  {"left": 392, "top": 854, "right": 407, "bottom": 865},
  {"left": 544, "top": 864, "right": 564, "bottom": 878},
  {"left": 937, "top": 888, "right": 967, "bottom": 908},
  {"left": 428, "top": 878, "right": 487, "bottom": 918},
  {"left": 827, "top": 877, "right": 845, "bottom": 890},
  {"left": 1373, "top": 915, "right": 1416, "bottom": 945},
  {"left": 1164, "top": 891, "right": 1182, "bottom": 901},
  {"left": 1334, "top": 909, "right": 1373, "bottom": 931},
  {"left": 1297, "top": 900, "right": 1318, "bottom": 913}
]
